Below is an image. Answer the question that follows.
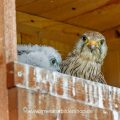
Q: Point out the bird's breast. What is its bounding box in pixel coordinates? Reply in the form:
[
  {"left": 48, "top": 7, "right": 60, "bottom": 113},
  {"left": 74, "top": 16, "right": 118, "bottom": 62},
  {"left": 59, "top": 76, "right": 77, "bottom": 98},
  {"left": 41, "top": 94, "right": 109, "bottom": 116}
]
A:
[{"left": 61, "top": 57, "right": 101, "bottom": 81}]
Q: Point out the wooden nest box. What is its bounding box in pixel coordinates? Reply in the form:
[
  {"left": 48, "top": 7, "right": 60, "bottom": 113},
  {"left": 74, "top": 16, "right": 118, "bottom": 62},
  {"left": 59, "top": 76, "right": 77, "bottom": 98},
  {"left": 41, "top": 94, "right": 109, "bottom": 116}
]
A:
[{"left": 0, "top": 0, "right": 120, "bottom": 120}]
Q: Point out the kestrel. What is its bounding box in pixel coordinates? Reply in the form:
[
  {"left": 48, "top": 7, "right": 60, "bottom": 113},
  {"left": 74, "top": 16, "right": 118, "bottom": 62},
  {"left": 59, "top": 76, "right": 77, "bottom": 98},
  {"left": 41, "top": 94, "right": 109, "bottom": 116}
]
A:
[{"left": 60, "top": 31, "right": 108, "bottom": 84}]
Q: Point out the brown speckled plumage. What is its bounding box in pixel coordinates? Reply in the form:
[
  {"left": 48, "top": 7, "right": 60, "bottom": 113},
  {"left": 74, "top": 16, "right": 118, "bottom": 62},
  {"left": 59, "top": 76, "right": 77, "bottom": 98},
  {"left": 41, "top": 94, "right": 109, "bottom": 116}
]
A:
[{"left": 60, "top": 31, "right": 107, "bottom": 84}]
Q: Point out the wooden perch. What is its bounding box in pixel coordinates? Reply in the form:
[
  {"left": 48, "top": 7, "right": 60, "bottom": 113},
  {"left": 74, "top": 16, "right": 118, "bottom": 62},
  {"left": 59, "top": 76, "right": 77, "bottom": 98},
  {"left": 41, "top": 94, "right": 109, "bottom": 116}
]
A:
[{"left": 10, "top": 62, "right": 120, "bottom": 120}]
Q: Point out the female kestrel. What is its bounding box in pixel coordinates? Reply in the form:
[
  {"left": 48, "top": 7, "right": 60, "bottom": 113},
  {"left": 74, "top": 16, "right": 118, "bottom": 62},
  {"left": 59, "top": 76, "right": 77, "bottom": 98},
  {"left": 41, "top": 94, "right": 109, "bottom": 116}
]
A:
[{"left": 60, "top": 31, "right": 108, "bottom": 84}]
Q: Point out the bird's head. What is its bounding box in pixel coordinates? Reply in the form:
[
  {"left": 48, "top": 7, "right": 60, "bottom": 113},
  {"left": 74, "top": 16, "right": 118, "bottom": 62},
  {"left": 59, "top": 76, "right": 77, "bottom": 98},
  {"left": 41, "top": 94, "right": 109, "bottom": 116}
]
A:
[
  {"left": 39, "top": 46, "right": 62, "bottom": 72},
  {"left": 75, "top": 31, "right": 108, "bottom": 63},
  {"left": 23, "top": 45, "right": 62, "bottom": 72}
]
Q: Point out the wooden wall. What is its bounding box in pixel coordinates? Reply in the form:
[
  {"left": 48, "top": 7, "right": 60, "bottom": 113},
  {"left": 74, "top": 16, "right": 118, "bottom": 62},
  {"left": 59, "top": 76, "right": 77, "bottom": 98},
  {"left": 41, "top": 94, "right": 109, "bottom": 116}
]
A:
[
  {"left": 103, "top": 29, "right": 120, "bottom": 87},
  {"left": 16, "top": 12, "right": 120, "bottom": 88},
  {"left": 16, "top": 12, "right": 88, "bottom": 58}
]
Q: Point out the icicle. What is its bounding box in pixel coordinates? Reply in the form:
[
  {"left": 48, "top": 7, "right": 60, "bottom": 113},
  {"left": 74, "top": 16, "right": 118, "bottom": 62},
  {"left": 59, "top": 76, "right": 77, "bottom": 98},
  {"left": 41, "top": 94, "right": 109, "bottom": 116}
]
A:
[
  {"left": 113, "top": 110, "right": 119, "bottom": 120},
  {"left": 72, "top": 77, "right": 76, "bottom": 97}
]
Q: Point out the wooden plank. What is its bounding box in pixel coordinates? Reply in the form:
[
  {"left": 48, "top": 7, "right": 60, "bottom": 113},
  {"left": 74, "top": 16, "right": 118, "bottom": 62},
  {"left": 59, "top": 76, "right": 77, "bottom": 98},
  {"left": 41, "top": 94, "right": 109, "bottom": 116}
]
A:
[
  {"left": 67, "top": 3, "right": 120, "bottom": 31},
  {"left": 14, "top": 62, "right": 120, "bottom": 111},
  {"left": 0, "top": 63, "right": 9, "bottom": 120},
  {"left": 16, "top": 0, "right": 120, "bottom": 31},
  {"left": 0, "top": 0, "right": 17, "bottom": 119},
  {"left": 8, "top": 88, "right": 18, "bottom": 120},
  {"left": 40, "top": 0, "right": 109, "bottom": 21},
  {"left": 16, "top": 0, "right": 74, "bottom": 15},
  {"left": 16, "top": 0, "right": 35, "bottom": 7},
  {"left": 7, "top": 62, "right": 15, "bottom": 88},
  {"left": 4, "top": 1, "right": 17, "bottom": 119},
  {"left": 17, "top": 87, "right": 114, "bottom": 120},
  {"left": 4, "top": 0, "right": 17, "bottom": 63},
  {"left": 16, "top": 11, "right": 88, "bottom": 33}
]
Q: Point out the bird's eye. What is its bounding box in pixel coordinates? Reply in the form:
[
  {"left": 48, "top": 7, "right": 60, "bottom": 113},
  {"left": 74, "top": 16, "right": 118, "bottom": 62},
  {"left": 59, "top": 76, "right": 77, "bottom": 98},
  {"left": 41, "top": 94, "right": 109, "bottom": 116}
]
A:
[
  {"left": 100, "top": 39, "right": 104, "bottom": 45},
  {"left": 51, "top": 59, "right": 56, "bottom": 65},
  {"left": 81, "top": 35, "right": 87, "bottom": 42}
]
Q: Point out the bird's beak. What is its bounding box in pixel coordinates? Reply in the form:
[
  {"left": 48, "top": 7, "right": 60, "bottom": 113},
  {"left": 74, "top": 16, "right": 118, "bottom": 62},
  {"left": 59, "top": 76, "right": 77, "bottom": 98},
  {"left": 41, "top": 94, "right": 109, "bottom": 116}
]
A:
[{"left": 87, "top": 40, "right": 97, "bottom": 50}]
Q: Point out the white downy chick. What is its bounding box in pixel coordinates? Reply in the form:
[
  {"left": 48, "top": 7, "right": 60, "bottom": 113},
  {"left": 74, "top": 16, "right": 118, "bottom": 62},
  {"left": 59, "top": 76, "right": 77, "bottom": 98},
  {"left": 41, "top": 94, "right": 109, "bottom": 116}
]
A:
[{"left": 17, "top": 44, "right": 62, "bottom": 72}]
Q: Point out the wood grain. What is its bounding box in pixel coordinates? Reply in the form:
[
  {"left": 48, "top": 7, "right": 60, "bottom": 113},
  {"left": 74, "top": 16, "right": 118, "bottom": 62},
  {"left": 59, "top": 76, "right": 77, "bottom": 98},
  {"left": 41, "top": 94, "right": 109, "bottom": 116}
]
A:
[
  {"left": 17, "top": 87, "right": 114, "bottom": 120},
  {"left": 67, "top": 3, "right": 120, "bottom": 31},
  {"left": 16, "top": 0, "right": 74, "bottom": 15},
  {"left": 4, "top": 0, "right": 17, "bottom": 63},
  {"left": 40, "top": 0, "right": 109, "bottom": 21},
  {"left": 16, "top": 0, "right": 120, "bottom": 31},
  {"left": 0, "top": 0, "right": 17, "bottom": 119},
  {"left": 8, "top": 88, "right": 18, "bottom": 120},
  {"left": 13, "top": 62, "right": 120, "bottom": 119}
]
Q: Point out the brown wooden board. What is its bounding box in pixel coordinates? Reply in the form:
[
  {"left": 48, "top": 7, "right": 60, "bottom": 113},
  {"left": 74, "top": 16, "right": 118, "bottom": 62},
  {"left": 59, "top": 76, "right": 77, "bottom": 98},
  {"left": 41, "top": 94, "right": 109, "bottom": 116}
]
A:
[
  {"left": 14, "top": 62, "right": 120, "bottom": 113},
  {"left": 0, "top": 0, "right": 17, "bottom": 119},
  {"left": 17, "top": 87, "right": 114, "bottom": 120},
  {"left": 16, "top": 0, "right": 120, "bottom": 31}
]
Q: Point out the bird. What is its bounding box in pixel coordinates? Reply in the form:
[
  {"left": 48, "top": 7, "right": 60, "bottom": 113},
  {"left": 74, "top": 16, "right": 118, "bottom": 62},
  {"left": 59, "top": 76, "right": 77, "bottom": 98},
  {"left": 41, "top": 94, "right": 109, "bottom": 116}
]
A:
[
  {"left": 17, "top": 44, "right": 62, "bottom": 72},
  {"left": 60, "top": 31, "right": 108, "bottom": 84}
]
